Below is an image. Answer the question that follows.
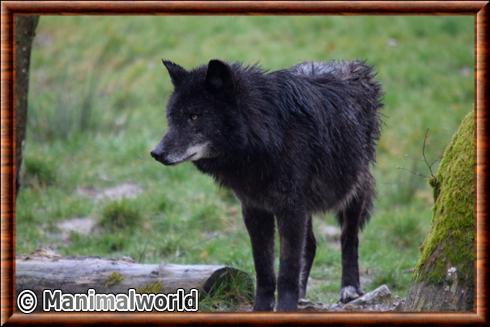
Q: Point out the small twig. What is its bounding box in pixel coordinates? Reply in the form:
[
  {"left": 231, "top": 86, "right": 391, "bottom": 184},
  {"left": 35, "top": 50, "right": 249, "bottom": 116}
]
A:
[
  {"left": 396, "top": 166, "right": 427, "bottom": 179},
  {"left": 422, "top": 129, "right": 437, "bottom": 180},
  {"left": 397, "top": 129, "right": 441, "bottom": 180},
  {"left": 430, "top": 158, "right": 439, "bottom": 168}
]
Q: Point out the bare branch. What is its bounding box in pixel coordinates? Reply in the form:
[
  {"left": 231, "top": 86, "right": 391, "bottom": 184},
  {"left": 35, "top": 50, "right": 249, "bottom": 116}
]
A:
[{"left": 422, "top": 129, "right": 436, "bottom": 179}]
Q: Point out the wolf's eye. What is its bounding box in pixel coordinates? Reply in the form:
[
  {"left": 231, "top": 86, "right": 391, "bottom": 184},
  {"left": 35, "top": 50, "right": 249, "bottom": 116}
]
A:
[{"left": 190, "top": 114, "right": 199, "bottom": 121}]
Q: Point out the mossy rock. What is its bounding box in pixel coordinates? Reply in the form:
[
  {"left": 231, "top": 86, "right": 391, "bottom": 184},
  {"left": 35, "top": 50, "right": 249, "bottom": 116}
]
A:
[{"left": 405, "top": 111, "right": 475, "bottom": 311}]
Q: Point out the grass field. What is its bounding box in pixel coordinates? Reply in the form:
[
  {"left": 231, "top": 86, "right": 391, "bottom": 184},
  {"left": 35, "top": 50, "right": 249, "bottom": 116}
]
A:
[{"left": 16, "top": 16, "right": 474, "bottom": 310}]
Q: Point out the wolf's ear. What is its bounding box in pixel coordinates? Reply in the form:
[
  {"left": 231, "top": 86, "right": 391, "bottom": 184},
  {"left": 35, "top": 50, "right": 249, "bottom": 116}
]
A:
[
  {"left": 162, "top": 60, "right": 187, "bottom": 88},
  {"left": 205, "top": 59, "right": 234, "bottom": 94}
]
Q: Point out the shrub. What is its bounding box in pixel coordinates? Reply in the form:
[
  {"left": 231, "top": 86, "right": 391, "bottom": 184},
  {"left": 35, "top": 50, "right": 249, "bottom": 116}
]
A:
[{"left": 98, "top": 199, "right": 141, "bottom": 232}]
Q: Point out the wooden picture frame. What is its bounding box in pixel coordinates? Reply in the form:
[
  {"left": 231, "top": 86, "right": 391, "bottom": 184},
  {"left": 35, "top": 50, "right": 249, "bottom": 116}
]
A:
[{"left": 1, "top": 1, "right": 487, "bottom": 325}]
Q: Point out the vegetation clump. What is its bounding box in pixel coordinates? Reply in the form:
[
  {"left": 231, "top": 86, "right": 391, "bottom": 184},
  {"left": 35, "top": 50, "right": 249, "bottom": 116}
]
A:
[
  {"left": 105, "top": 271, "right": 124, "bottom": 287},
  {"left": 23, "top": 156, "right": 56, "bottom": 187},
  {"left": 136, "top": 281, "right": 162, "bottom": 294},
  {"left": 98, "top": 199, "right": 142, "bottom": 232}
]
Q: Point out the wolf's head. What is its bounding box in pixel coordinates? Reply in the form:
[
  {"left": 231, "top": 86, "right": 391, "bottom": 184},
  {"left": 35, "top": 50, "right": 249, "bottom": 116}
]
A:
[{"left": 151, "top": 59, "right": 239, "bottom": 166}]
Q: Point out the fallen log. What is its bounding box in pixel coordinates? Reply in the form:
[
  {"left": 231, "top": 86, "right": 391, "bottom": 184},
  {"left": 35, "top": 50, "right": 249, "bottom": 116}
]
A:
[{"left": 16, "top": 250, "right": 253, "bottom": 311}]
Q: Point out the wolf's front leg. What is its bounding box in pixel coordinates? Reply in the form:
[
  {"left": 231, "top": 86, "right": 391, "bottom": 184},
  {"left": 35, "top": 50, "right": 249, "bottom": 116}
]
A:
[
  {"left": 275, "top": 207, "right": 307, "bottom": 311},
  {"left": 242, "top": 206, "right": 276, "bottom": 311}
]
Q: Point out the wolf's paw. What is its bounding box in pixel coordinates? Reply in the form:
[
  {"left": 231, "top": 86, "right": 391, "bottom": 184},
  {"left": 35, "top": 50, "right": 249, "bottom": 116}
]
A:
[
  {"left": 253, "top": 302, "right": 274, "bottom": 311},
  {"left": 339, "top": 286, "right": 363, "bottom": 303},
  {"left": 253, "top": 297, "right": 275, "bottom": 311}
]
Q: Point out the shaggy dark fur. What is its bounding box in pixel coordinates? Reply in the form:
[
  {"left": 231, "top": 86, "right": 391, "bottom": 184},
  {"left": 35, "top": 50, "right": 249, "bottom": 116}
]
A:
[{"left": 151, "top": 59, "right": 383, "bottom": 311}]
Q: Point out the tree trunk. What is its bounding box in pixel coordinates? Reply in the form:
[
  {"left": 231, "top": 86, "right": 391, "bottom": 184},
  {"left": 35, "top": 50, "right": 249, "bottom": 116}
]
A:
[
  {"left": 15, "top": 16, "right": 39, "bottom": 196},
  {"left": 404, "top": 111, "right": 475, "bottom": 311},
  {"left": 16, "top": 251, "right": 253, "bottom": 312}
]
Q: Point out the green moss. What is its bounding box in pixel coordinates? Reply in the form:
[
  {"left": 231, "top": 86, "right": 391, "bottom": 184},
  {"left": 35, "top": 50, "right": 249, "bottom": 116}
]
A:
[
  {"left": 136, "top": 281, "right": 162, "bottom": 294},
  {"left": 414, "top": 111, "right": 475, "bottom": 283},
  {"left": 104, "top": 271, "right": 124, "bottom": 288}
]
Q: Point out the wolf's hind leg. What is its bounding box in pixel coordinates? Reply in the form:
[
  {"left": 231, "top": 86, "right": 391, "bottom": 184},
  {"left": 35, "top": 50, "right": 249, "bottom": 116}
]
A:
[
  {"left": 337, "top": 188, "right": 372, "bottom": 303},
  {"left": 299, "top": 216, "right": 316, "bottom": 300}
]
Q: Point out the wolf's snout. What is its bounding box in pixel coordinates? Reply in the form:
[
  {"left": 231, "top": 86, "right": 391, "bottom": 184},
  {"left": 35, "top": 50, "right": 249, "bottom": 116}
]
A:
[
  {"left": 150, "top": 147, "right": 170, "bottom": 165},
  {"left": 150, "top": 149, "right": 162, "bottom": 161}
]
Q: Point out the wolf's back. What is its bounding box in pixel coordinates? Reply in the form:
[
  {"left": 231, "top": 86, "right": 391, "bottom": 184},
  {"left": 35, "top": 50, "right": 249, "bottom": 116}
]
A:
[
  {"left": 290, "top": 60, "right": 382, "bottom": 106},
  {"left": 290, "top": 60, "right": 383, "bottom": 144}
]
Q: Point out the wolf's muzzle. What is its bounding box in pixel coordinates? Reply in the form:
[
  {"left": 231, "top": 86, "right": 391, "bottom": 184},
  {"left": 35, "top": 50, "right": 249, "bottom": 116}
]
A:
[{"left": 150, "top": 149, "right": 172, "bottom": 165}]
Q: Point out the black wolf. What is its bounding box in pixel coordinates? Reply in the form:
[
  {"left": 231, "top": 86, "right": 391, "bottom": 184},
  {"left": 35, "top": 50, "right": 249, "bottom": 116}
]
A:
[{"left": 151, "top": 59, "right": 382, "bottom": 311}]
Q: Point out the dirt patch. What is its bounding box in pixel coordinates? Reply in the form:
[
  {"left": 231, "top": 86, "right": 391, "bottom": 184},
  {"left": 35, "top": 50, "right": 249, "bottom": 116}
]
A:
[
  {"left": 56, "top": 216, "right": 96, "bottom": 241},
  {"left": 77, "top": 183, "right": 143, "bottom": 201},
  {"left": 50, "top": 183, "right": 143, "bottom": 244},
  {"left": 316, "top": 220, "right": 341, "bottom": 249}
]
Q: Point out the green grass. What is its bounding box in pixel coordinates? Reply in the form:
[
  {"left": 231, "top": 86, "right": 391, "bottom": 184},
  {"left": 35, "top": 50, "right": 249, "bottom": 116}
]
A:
[
  {"left": 98, "top": 199, "right": 142, "bottom": 232},
  {"left": 16, "top": 16, "right": 473, "bottom": 311}
]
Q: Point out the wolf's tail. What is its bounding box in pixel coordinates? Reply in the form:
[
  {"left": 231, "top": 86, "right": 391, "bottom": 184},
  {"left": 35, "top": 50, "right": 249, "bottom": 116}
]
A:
[{"left": 339, "top": 60, "right": 383, "bottom": 147}]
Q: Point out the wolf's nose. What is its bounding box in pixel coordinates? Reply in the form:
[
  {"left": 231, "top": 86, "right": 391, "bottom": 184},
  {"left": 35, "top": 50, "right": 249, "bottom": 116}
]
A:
[
  {"left": 151, "top": 150, "right": 172, "bottom": 165},
  {"left": 150, "top": 150, "right": 161, "bottom": 161}
]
